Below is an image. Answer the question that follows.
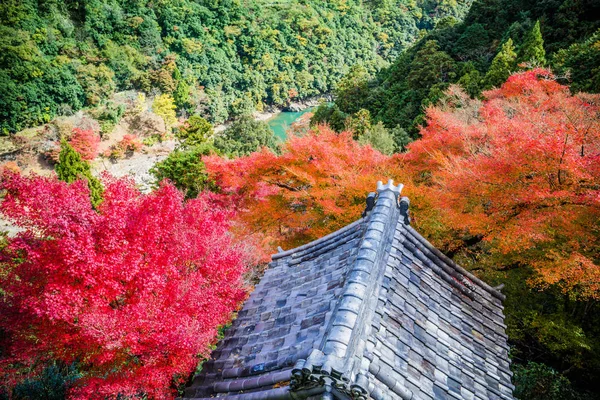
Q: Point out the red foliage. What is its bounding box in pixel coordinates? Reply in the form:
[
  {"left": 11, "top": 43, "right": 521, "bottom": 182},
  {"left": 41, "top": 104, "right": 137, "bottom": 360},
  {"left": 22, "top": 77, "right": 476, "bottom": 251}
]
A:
[
  {"left": 204, "top": 126, "right": 404, "bottom": 254},
  {"left": 119, "top": 134, "right": 143, "bottom": 152},
  {"left": 103, "top": 134, "right": 143, "bottom": 159},
  {"left": 401, "top": 69, "right": 600, "bottom": 298},
  {"left": 0, "top": 173, "right": 248, "bottom": 398},
  {"left": 69, "top": 128, "right": 101, "bottom": 160}
]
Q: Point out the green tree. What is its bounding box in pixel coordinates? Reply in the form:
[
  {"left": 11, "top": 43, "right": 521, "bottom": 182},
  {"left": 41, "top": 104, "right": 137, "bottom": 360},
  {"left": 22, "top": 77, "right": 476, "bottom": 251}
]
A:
[
  {"left": 178, "top": 115, "right": 213, "bottom": 147},
  {"left": 345, "top": 109, "right": 372, "bottom": 138},
  {"left": 173, "top": 67, "right": 190, "bottom": 110},
  {"left": 12, "top": 362, "right": 81, "bottom": 400},
  {"left": 55, "top": 140, "right": 103, "bottom": 207},
  {"left": 484, "top": 39, "right": 517, "bottom": 89},
  {"left": 335, "top": 65, "right": 371, "bottom": 114},
  {"left": 310, "top": 103, "right": 348, "bottom": 132},
  {"left": 518, "top": 21, "right": 546, "bottom": 66},
  {"left": 457, "top": 63, "right": 483, "bottom": 97},
  {"left": 390, "top": 125, "right": 412, "bottom": 151},
  {"left": 513, "top": 362, "right": 588, "bottom": 400},
  {"left": 454, "top": 23, "right": 490, "bottom": 61},
  {"left": 150, "top": 144, "right": 215, "bottom": 199},
  {"left": 213, "top": 116, "right": 279, "bottom": 158},
  {"left": 152, "top": 94, "right": 177, "bottom": 129},
  {"left": 358, "top": 122, "right": 395, "bottom": 155},
  {"left": 553, "top": 29, "right": 600, "bottom": 93},
  {"left": 407, "top": 40, "right": 456, "bottom": 91}
]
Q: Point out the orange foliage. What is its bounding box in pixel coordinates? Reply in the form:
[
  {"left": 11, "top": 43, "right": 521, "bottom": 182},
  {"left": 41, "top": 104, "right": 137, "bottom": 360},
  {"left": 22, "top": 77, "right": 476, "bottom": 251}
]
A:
[
  {"left": 204, "top": 126, "right": 405, "bottom": 254},
  {"left": 103, "top": 134, "right": 143, "bottom": 159},
  {"left": 0, "top": 162, "right": 20, "bottom": 174},
  {"left": 401, "top": 69, "right": 600, "bottom": 298}
]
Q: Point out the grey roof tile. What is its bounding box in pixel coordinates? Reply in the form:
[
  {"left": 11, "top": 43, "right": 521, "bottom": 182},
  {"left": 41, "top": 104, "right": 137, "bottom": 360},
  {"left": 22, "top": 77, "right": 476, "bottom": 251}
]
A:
[{"left": 182, "top": 181, "right": 514, "bottom": 400}]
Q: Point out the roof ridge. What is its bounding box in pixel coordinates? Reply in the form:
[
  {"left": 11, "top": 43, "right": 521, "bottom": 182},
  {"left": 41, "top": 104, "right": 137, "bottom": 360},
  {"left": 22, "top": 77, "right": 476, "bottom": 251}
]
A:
[{"left": 291, "top": 180, "right": 404, "bottom": 398}]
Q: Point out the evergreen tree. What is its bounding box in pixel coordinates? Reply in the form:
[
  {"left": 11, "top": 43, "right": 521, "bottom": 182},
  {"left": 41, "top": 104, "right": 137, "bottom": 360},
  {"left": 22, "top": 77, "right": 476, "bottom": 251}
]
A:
[
  {"left": 457, "top": 63, "right": 483, "bottom": 98},
  {"left": 484, "top": 39, "right": 517, "bottom": 89},
  {"left": 345, "top": 109, "right": 372, "bottom": 138},
  {"left": 553, "top": 29, "right": 600, "bottom": 93},
  {"left": 173, "top": 67, "right": 190, "bottom": 110},
  {"left": 177, "top": 115, "right": 214, "bottom": 147},
  {"left": 358, "top": 122, "right": 395, "bottom": 155},
  {"left": 518, "top": 20, "right": 546, "bottom": 66},
  {"left": 55, "top": 139, "right": 103, "bottom": 207}
]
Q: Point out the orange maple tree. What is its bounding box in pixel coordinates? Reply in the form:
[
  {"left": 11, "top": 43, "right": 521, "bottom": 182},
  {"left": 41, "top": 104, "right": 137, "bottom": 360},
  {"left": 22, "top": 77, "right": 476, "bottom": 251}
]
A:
[
  {"left": 204, "top": 126, "right": 405, "bottom": 254},
  {"left": 401, "top": 70, "right": 600, "bottom": 298}
]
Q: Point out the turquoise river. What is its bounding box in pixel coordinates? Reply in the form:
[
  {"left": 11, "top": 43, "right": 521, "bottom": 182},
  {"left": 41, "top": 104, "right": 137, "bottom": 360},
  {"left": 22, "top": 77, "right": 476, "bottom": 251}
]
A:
[{"left": 267, "top": 107, "right": 314, "bottom": 140}]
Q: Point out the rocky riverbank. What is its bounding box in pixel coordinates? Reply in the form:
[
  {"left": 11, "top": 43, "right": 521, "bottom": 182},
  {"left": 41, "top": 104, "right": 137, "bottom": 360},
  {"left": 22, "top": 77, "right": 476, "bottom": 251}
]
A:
[{"left": 284, "top": 94, "right": 332, "bottom": 112}]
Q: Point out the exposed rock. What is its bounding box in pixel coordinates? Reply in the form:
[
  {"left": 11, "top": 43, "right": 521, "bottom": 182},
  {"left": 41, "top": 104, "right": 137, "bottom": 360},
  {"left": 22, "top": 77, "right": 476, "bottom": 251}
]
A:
[
  {"left": 0, "top": 137, "right": 20, "bottom": 161},
  {"left": 91, "top": 140, "right": 177, "bottom": 192},
  {"left": 284, "top": 94, "right": 332, "bottom": 112}
]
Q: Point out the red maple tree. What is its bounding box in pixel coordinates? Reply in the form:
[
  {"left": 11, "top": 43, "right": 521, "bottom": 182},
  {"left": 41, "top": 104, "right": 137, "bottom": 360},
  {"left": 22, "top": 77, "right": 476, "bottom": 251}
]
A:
[
  {"left": 401, "top": 69, "right": 600, "bottom": 298},
  {"left": 69, "top": 128, "right": 101, "bottom": 160},
  {"left": 0, "top": 173, "right": 248, "bottom": 398},
  {"left": 204, "top": 125, "right": 405, "bottom": 254}
]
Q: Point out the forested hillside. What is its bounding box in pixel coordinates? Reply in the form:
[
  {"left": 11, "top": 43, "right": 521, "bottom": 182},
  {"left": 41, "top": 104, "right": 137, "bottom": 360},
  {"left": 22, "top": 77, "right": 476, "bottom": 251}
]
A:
[
  {"left": 316, "top": 0, "right": 600, "bottom": 141},
  {"left": 0, "top": 0, "right": 472, "bottom": 134}
]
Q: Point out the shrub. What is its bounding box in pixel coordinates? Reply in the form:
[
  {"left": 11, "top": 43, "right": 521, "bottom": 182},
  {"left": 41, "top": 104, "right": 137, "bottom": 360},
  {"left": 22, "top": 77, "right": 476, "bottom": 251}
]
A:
[
  {"left": 151, "top": 143, "right": 216, "bottom": 199},
  {"left": 103, "top": 134, "right": 143, "bottom": 159},
  {"left": 68, "top": 128, "right": 100, "bottom": 160},
  {"left": 11, "top": 363, "right": 81, "bottom": 400}
]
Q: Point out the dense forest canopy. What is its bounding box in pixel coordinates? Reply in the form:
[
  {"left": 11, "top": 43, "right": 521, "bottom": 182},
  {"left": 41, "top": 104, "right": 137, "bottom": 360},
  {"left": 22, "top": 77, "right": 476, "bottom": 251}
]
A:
[
  {"left": 0, "top": 0, "right": 473, "bottom": 133},
  {"left": 317, "top": 0, "right": 600, "bottom": 142}
]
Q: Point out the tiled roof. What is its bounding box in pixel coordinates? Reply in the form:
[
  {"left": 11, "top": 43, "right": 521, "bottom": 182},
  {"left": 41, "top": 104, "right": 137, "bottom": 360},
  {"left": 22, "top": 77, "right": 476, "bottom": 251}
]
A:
[{"left": 183, "top": 181, "right": 514, "bottom": 400}]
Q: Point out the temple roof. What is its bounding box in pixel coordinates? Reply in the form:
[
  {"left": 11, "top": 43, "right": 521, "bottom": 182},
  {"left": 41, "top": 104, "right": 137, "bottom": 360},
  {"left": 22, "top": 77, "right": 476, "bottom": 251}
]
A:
[{"left": 183, "top": 181, "right": 514, "bottom": 400}]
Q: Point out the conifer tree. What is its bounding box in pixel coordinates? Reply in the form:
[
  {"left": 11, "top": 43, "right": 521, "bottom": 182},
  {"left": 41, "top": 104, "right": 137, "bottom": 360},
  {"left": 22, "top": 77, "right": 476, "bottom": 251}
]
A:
[
  {"left": 518, "top": 20, "right": 546, "bottom": 66},
  {"left": 178, "top": 115, "right": 214, "bottom": 147},
  {"left": 484, "top": 39, "right": 517, "bottom": 89},
  {"left": 345, "top": 109, "right": 372, "bottom": 138},
  {"left": 173, "top": 67, "right": 190, "bottom": 110},
  {"left": 55, "top": 139, "right": 103, "bottom": 207}
]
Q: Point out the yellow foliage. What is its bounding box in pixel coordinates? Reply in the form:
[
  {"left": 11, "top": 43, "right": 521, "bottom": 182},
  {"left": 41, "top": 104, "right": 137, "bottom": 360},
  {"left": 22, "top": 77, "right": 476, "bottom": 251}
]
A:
[
  {"left": 181, "top": 38, "right": 203, "bottom": 54},
  {"left": 296, "top": 35, "right": 308, "bottom": 46},
  {"left": 152, "top": 94, "right": 177, "bottom": 128}
]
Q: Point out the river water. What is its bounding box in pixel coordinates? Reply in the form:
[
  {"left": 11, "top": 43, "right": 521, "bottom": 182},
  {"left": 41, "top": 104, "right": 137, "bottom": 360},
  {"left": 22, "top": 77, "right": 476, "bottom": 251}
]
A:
[{"left": 267, "top": 107, "right": 314, "bottom": 140}]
